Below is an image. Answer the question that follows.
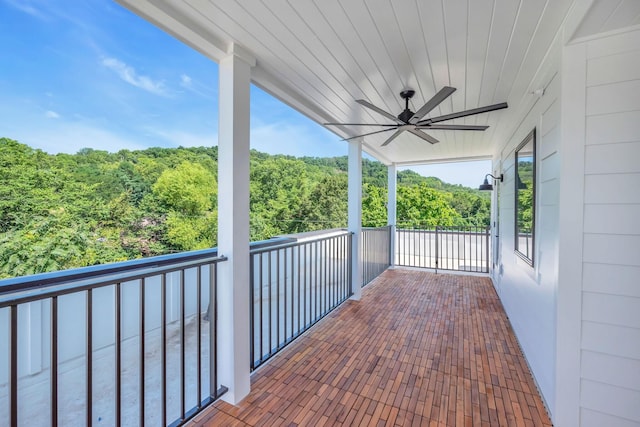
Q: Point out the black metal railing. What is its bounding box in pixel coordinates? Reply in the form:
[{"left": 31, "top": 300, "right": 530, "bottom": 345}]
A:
[
  {"left": 249, "top": 230, "right": 352, "bottom": 370},
  {"left": 396, "top": 225, "right": 490, "bottom": 273},
  {"left": 0, "top": 249, "right": 227, "bottom": 427},
  {"left": 361, "top": 226, "right": 392, "bottom": 287}
]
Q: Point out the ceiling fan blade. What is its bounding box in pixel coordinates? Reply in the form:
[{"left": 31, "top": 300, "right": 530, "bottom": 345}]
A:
[
  {"left": 342, "top": 127, "right": 398, "bottom": 141},
  {"left": 324, "top": 122, "right": 398, "bottom": 126},
  {"left": 356, "top": 99, "right": 404, "bottom": 124},
  {"left": 408, "top": 128, "right": 439, "bottom": 144},
  {"left": 418, "top": 102, "right": 508, "bottom": 125},
  {"left": 380, "top": 129, "right": 405, "bottom": 147},
  {"left": 409, "top": 86, "right": 456, "bottom": 124},
  {"left": 418, "top": 124, "right": 489, "bottom": 131}
]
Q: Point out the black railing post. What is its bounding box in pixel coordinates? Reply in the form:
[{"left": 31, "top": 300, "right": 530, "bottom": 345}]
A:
[
  {"left": 10, "top": 304, "right": 17, "bottom": 427},
  {"left": 486, "top": 226, "right": 490, "bottom": 273},
  {"left": 249, "top": 254, "right": 255, "bottom": 370},
  {"left": 139, "top": 278, "right": 146, "bottom": 424},
  {"left": 435, "top": 226, "right": 439, "bottom": 273},
  {"left": 348, "top": 232, "right": 353, "bottom": 295},
  {"left": 51, "top": 297, "right": 58, "bottom": 427},
  {"left": 209, "top": 264, "right": 217, "bottom": 399},
  {"left": 86, "top": 290, "right": 93, "bottom": 427}
]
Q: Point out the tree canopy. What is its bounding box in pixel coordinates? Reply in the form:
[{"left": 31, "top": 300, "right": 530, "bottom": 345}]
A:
[{"left": 0, "top": 137, "right": 490, "bottom": 279}]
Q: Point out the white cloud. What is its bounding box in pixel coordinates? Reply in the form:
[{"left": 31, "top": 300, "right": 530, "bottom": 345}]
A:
[
  {"left": 178, "top": 73, "right": 215, "bottom": 99},
  {"left": 2, "top": 0, "right": 45, "bottom": 19},
  {"left": 180, "top": 74, "right": 192, "bottom": 87},
  {"left": 45, "top": 110, "right": 60, "bottom": 119},
  {"left": 102, "top": 57, "right": 168, "bottom": 96}
]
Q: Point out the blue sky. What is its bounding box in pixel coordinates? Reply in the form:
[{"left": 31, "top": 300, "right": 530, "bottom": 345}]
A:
[{"left": 0, "top": 0, "right": 489, "bottom": 188}]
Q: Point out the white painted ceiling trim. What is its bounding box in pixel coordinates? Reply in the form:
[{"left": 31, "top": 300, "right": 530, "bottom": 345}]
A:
[{"left": 116, "top": 0, "right": 638, "bottom": 166}]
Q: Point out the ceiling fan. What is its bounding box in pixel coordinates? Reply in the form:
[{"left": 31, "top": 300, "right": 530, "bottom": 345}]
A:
[{"left": 324, "top": 87, "right": 507, "bottom": 146}]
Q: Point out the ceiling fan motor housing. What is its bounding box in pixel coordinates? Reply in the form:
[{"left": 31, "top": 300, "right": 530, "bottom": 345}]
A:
[
  {"left": 398, "top": 89, "right": 416, "bottom": 123},
  {"left": 398, "top": 109, "right": 414, "bottom": 123}
]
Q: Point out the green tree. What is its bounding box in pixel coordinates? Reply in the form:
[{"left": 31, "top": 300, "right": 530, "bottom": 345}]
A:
[
  {"left": 362, "top": 183, "right": 387, "bottom": 227},
  {"left": 397, "top": 183, "right": 461, "bottom": 227},
  {"left": 152, "top": 161, "right": 216, "bottom": 215},
  {"left": 250, "top": 157, "right": 311, "bottom": 238},
  {"left": 293, "top": 174, "right": 348, "bottom": 232},
  {"left": 152, "top": 161, "right": 217, "bottom": 250}
]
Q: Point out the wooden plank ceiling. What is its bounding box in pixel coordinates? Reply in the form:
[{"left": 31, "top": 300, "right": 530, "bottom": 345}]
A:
[{"left": 116, "top": 0, "right": 636, "bottom": 165}]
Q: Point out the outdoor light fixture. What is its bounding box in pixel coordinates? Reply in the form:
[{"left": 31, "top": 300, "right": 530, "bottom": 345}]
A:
[{"left": 479, "top": 173, "right": 503, "bottom": 191}]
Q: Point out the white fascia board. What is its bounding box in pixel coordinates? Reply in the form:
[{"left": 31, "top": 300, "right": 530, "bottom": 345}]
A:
[{"left": 116, "top": 0, "right": 229, "bottom": 62}]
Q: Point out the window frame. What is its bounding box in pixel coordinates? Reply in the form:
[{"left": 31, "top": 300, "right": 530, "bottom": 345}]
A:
[{"left": 514, "top": 128, "right": 536, "bottom": 266}]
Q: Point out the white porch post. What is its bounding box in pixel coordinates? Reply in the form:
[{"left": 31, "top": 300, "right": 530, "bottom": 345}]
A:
[
  {"left": 348, "top": 139, "right": 362, "bottom": 300},
  {"left": 217, "top": 45, "right": 254, "bottom": 404},
  {"left": 387, "top": 164, "right": 397, "bottom": 267}
]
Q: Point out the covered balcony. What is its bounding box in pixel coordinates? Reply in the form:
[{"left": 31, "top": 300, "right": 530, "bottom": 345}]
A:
[
  {"left": 2, "top": 225, "right": 499, "bottom": 425},
  {"left": 3, "top": 0, "right": 640, "bottom": 426}
]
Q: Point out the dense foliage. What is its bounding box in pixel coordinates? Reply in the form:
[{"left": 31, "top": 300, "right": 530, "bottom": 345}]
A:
[{"left": 0, "top": 138, "right": 490, "bottom": 278}]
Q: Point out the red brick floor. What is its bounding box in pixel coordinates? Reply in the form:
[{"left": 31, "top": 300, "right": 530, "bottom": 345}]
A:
[{"left": 189, "top": 269, "right": 553, "bottom": 426}]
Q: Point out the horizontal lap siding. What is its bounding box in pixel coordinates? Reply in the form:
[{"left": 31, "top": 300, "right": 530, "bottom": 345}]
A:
[
  {"left": 495, "top": 46, "right": 561, "bottom": 416},
  {"left": 581, "top": 29, "right": 640, "bottom": 425}
]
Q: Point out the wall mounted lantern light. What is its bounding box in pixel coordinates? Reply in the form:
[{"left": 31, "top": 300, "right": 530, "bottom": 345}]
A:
[{"left": 478, "top": 173, "right": 503, "bottom": 191}]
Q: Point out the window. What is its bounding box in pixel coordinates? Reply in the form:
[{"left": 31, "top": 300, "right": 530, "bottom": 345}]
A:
[{"left": 515, "top": 129, "right": 535, "bottom": 265}]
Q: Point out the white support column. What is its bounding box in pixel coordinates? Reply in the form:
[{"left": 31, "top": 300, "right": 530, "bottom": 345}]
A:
[
  {"left": 554, "top": 38, "right": 587, "bottom": 427},
  {"left": 217, "top": 45, "right": 254, "bottom": 405},
  {"left": 387, "top": 164, "right": 397, "bottom": 267},
  {"left": 348, "top": 139, "right": 362, "bottom": 300}
]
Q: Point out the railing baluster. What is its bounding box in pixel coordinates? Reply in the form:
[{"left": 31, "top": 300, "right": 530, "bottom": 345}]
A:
[
  {"left": 276, "top": 249, "right": 280, "bottom": 350},
  {"left": 419, "top": 226, "right": 424, "bottom": 268},
  {"left": 304, "top": 243, "right": 308, "bottom": 327},
  {"left": 315, "top": 241, "right": 319, "bottom": 321},
  {"left": 283, "top": 248, "right": 287, "bottom": 344},
  {"left": 139, "top": 278, "right": 145, "bottom": 425},
  {"left": 297, "top": 245, "right": 301, "bottom": 335},
  {"left": 51, "top": 297, "right": 58, "bottom": 427},
  {"left": 290, "top": 246, "right": 294, "bottom": 340},
  {"left": 486, "top": 226, "right": 490, "bottom": 273},
  {"left": 462, "top": 227, "right": 466, "bottom": 271},
  {"left": 249, "top": 254, "right": 255, "bottom": 369},
  {"left": 268, "top": 251, "right": 272, "bottom": 354},
  {"left": 209, "top": 264, "right": 216, "bottom": 398},
  {"left": 333, "top": 237, "right": 337, "bottom": 307},
  {"left": 180, "top": 269, "right": 186, "bottom": 420},
  {"left": 196, "top": 267, "right": 201, "bottom": 406},
  {"left": 213, "top": 263, "right": 219, "bottom": 398},
  {"left": 10, "top": 304, "right": 17, "bottom": 427},
  {"left": 259, "top": 254, "right": 263, "bottom": 365},
  {"left": 115, "top": 283, "right": 121, "bottom": 427},
  {"left": 86, "top": 290, "right": 93, "bottom": 427},
  {"left": 322, "top": 240, "right": 326, "bottom": 314},
  {"left": 161, "top": 274, "right": 167, "bottom": 427},
  {"left": 343, "top": 235, "right": 347, "bottom": 297},
  {"left": 348, "top": 233, "right": 353, "bottom": 296}
]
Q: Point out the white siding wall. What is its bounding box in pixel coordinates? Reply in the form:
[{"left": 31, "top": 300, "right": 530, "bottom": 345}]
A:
[
  {"left": 579, "top": 28, "right": 640, "bottom": 426},
  {"left": 493, "top": 42, "right": 561, "bottom": 417},
  {"left": 495, "top": 26, "right": 640, "bottom": 426}
]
